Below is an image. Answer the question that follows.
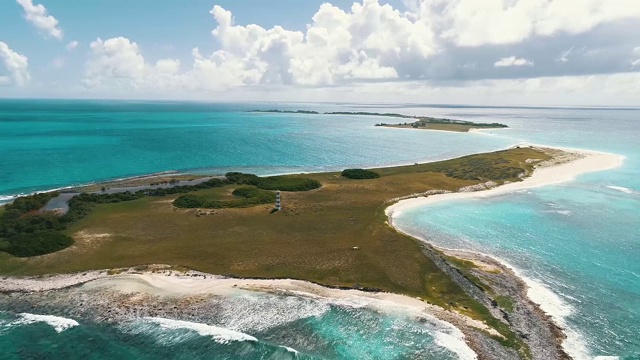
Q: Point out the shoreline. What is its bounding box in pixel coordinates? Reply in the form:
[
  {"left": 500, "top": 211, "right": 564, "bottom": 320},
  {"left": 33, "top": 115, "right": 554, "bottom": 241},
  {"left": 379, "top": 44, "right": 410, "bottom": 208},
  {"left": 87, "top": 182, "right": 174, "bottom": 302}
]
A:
[
  {"left": 1, "top": 144, "right": 625, "bottom": 359},
  {"left": 386, "top": 145, "right": 625, "bottom": 360},
  {"left": 0, "top": 266, "right": 508, "bottom": 359},
  {"left": 386, "top": 144, "right": 624, "bottom": 217},
  {"left": 0, "top": 140, "right": 512, "bottom": 206}
]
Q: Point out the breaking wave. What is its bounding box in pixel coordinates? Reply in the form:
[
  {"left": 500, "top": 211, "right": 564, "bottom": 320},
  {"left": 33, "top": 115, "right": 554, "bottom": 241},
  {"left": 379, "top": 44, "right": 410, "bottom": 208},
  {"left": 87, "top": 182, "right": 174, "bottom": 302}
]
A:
[
  {"left": 12, "top": 313, "right": 79, "bottom": 333},
  {"left": 139, "top": 317, "right": 257, "bottom": 344}
]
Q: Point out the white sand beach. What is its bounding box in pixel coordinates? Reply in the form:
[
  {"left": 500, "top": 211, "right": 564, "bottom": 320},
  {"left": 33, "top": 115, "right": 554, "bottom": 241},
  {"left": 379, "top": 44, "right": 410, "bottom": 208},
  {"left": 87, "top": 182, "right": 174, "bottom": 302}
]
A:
[{"left": 386, "top": 145, "right": 625, "bottom": 219}]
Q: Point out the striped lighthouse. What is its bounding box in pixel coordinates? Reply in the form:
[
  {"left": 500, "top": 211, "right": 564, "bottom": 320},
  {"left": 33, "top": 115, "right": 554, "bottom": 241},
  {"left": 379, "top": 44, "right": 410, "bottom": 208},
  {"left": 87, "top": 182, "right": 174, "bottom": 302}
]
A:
[{"left": 275, "top": 191, "right": 281, "bottom": 211}]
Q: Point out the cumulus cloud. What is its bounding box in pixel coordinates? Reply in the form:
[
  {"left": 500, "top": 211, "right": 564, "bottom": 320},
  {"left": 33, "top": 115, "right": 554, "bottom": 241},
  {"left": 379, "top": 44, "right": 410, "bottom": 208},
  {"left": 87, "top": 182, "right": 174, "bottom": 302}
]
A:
[
  {"left": 83, "top": 37, "right": 184, "bottom": 90},
  {"left": 494, "top": 56, "right": 534, "bottom": 67},
  {"left": 205, "top": 1, "right": 433, "bottom": 86},
  {"left": 84, "top": 1, "right": 438, "bottom": 90},
  {"left": 80, "top": 0, "right": 640, "bottom": 104},
  {"left": 16, "top": 0, "right": 63, "bottom": 40},
  {"left": 0, "top": 42, "right": 31, "bottom": 86}
]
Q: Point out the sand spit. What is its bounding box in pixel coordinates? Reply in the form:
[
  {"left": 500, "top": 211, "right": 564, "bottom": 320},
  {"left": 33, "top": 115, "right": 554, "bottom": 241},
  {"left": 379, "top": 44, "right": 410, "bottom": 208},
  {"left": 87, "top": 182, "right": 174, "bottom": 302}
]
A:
[
  {"left": 386, "top": 144, "right": 624, "bottom": 218},
  {"left": 386, "top": 145, "right": 625, "bottom": 360}
]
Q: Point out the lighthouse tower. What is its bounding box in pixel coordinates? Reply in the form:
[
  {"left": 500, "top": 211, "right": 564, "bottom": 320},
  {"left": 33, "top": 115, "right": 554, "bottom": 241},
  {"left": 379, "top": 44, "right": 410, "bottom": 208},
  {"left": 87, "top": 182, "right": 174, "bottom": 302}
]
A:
[{"left": 275, "top": 191, "right": 282, "bottom": 211}]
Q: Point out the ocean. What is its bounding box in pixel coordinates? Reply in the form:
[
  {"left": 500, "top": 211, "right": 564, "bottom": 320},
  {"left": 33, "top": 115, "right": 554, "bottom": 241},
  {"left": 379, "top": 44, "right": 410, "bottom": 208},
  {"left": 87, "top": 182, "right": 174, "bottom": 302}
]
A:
[{"left": 1, "top": 99, "right": 639, "bottom": 359}]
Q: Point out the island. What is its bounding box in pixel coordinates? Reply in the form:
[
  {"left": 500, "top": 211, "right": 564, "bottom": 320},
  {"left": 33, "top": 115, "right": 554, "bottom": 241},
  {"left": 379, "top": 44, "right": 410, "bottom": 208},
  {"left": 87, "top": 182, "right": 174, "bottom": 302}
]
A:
[
  {"left": 1, "top": 145, "right": 620, "bottom": 359},
  {"left": 248, "top": 109, "right": 320, "bottom": 114},
  {"left": 249, "top": 110, "right": 508, "bottom": 132}
]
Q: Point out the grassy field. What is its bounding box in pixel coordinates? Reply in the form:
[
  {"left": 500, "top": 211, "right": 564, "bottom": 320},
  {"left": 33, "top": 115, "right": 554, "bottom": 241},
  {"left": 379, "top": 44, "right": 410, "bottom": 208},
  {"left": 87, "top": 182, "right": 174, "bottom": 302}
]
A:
[{"left": 0, "top": 147, "right": 552, "bottom": 353}]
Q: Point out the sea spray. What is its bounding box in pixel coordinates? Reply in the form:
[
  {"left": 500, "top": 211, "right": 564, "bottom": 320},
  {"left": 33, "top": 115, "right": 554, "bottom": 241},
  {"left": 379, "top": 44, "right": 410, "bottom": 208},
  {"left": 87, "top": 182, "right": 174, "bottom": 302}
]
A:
[
  {"left": 13, "top": 313, "right": 79, "bottom": 333},
  {"left": 142, "top": 317, "right": 257, "bottom": 344},
  {"left": 606, "top": 185, "right": 638, "bottom": 195},
  {"left": 434, "top": 332, "right": 478, "bottom": 360}
]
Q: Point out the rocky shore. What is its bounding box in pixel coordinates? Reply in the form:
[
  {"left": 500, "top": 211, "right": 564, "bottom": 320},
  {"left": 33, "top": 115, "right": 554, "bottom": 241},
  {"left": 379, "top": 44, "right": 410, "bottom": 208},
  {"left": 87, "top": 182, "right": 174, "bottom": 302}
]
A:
[
  {"left": 419, "top": 246, "right": 571, "bottom": 360},
  {"left": 0, "top": 262, "right": 569, "bottom": 360}
]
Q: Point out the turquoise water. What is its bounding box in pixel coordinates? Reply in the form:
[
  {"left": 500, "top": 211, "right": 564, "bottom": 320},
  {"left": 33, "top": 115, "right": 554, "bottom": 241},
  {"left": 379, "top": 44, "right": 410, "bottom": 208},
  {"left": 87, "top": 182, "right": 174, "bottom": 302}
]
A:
[
  {"left": 0, "top": 292, "right": 464, "bottom": 360},
  {"left": 392, "top": 106, "right": 640, "bottom": 359},
  {"left": 1, "top": 100, "right": 639, "bottom": 359},
  {"left": 0, "top": 99, "right": 513, "bottom": 201}
]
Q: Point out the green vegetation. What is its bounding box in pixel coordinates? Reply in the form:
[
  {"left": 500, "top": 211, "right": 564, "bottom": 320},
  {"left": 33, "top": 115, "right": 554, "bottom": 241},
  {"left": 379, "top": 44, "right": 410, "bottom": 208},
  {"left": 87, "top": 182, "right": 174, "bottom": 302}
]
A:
[
  {"left": 3, "top": 192, "right": 59, "bottom": 215},
  {"left": 174, "top": 187, "right": 276, "bottom": 209},
  {"left": 1, "top": 231, "right": 74, "bottom": 257},
  {"left": 341, "top": 168, "right": 381, "bottom": 179},
  {"left": 425, "top": 155, "right": 525, "bottom": 181},
  {"left": 325, "top": 111, "right": 507, "bottom": 132},
  {"left": 251, "top": 110, "right": 507, "bottom": 132},
  {"left": 0, "top": 174, "right": 319, "bottom": 258},
  {"left": 225, "top": 172, "right": 321, "bottom": 191},
  {"left": 0, "top": 192, "right": 71, "bottom": 257},
  {"left": 495, "top": 295, "right": 516, "bottom": 313},
  {"left": 0, "top": 147, "right": 553, "bottom": 357}
]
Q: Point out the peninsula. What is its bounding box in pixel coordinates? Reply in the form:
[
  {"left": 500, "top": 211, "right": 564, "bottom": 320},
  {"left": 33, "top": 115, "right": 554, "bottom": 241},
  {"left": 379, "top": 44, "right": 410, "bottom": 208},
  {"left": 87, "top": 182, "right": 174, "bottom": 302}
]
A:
[
  {"left": 0, "top": 146, "right": 622, "bottom": 359},
  {"left": 249, "top": 109, "right": 508, "bottom": 132}
]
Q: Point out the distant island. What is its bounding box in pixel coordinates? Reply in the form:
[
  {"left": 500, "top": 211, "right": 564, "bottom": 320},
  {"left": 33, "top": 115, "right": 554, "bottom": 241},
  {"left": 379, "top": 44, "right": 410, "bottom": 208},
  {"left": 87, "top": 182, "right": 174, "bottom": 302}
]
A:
[
  {"left": 249, "top": 109, "right": 320, "bottom": 114},
  {"left": 249, "top": 110, "right": 508, "bottom": 132}
]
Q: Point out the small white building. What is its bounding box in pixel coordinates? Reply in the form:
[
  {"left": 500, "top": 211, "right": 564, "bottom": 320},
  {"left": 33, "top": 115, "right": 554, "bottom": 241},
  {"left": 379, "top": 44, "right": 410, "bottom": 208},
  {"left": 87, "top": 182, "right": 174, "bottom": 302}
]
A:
[{"left": 275, "top": 191, "right": 281, "bottom": 211}]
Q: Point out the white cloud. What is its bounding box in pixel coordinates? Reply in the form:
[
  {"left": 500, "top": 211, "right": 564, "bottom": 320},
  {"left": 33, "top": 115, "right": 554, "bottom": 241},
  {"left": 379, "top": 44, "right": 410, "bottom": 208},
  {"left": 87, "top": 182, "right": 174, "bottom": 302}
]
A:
[
  {"left": 84, "top": 2, "right": 437, "bottom": 90},
  {"left": 632, "top": 47, "right": 640, "bottom": 67},
  {"left": 16, "top": 0, "right": 63, "bottom": 40},
  {"left": 66, "top": 41, "right": 78, "bottom": 51},
  {"left": 84, "top": 37, "right": 187, "bottom": 91},
  {"left": 494, "top": 56, "right": 534, "bottom": 67},
  {"left": 428, "top": 0, "right": 640, "bottom": 47},
  {"left": 0, "top": 42, "right": 31, "bottom": 86},
  {"left": 206, "top": 1, "right": 430, "bottom": 85},
  {"left": 78, "top": 0, "right": 640, "bottom": 106}
]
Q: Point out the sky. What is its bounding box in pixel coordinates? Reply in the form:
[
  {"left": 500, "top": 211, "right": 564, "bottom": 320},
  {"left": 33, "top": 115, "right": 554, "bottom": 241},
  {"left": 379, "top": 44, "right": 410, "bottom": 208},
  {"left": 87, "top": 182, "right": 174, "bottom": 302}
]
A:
[{"left": 1, "top": 0, "right": 639, "bottom": 106}]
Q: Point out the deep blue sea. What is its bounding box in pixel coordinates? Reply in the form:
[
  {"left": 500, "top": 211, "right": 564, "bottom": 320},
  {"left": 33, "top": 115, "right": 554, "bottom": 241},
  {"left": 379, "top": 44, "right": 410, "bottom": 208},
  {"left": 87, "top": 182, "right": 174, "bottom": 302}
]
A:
[{"left": 1, "top": 99, "right": 639, "bottom": 359}]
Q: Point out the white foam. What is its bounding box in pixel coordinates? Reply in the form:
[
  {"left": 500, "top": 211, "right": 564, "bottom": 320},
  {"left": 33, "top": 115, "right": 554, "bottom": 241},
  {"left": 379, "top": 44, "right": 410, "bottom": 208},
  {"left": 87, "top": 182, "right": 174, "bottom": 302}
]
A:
[
  {"left": 546, "top": 210, "right": 571, "bottom": 215},
  {"left": 606, "top": 186, "right": 636, "bottom": 194},
  {"left": 485, "top": 259, "right": 592, "bottom": 360},
  {"left": 0, "top": 195, "right": 16, "bottom": 202},
  {"left": 14, "top": 313, "right": 79, "bottom": 333},
  {"left": 282, "top": 346, "right": 299, "bottom": 354},
  {"left": 593, "top": 356, "right": 619, "bottom": 360},
  {"left": 434, "top": 331, "right": 478, "bottom": 360},
  {"left": 143, "top": 317, "right": 257, "bottom": 344},
  {"left": 215, "top": 293, "right": 330, "bottom": 333}
]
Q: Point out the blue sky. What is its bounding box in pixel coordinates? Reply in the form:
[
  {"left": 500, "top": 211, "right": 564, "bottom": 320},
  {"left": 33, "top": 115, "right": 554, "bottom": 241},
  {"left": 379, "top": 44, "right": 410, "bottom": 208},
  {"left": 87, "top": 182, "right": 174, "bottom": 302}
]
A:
[
  {"left": 1, "top": 0, "right": 639, "bottom": 105},
  {"left": 2, "top": 1, "right": 381, "bottom": 85}
]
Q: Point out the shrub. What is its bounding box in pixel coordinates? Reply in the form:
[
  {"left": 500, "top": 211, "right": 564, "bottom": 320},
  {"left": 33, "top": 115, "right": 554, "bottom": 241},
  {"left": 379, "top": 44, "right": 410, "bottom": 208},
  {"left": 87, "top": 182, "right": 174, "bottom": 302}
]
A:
[
  {"left": 226, "top": 172, "right": 321, "bottom": 192},
  {"left": 254, "top": 177, "right": 321, "bottom": 191},
  {"left": 341, "top": 169, "right": 380, "bottom": 180},
  {"left": 225, "top": 172, "right": 259, "bottom": 185},
  {"left": 173, "top": 195, "right": 207, "bottom": 208},
  {"left": 3, "top": 230, "right": 74, "bottom": 257},
  {"left": 4, "top": 192, "right": 59, "bottom": 215},
  {"left": 174, "top": 187, "right": 276, "bottom": 209}
]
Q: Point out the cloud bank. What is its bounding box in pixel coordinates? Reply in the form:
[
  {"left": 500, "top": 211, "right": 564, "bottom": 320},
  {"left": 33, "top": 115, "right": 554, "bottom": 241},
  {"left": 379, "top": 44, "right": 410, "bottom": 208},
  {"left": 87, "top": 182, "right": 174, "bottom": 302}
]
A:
[{"left": 8, "top": 0, "right": 639, "bottom": 104}]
